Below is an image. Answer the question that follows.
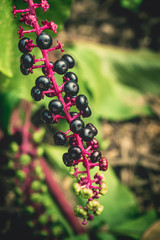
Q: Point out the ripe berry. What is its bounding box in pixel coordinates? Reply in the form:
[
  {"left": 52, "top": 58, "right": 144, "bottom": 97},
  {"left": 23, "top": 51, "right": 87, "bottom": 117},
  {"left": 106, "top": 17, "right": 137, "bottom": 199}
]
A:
[
  {"left": 54, "top": 131, "right": 67, "bottom": 145},
  {"left": 68, "top": 146, "right": 82, "bottom": 160},
  {"left": 70, "top": 112, "right": 80, "bottom": 119},
  {"left": 54, "top": 59, "right": 68, "bottom": 75},
  {"left": 63, "top": 153, "right": 73, "bottom": 167},
  {"left": 42, "top": 61, "right": 54, "bottom": 75},
  {"left": 20, "top": 64, "right": 30, "bottom": 75},
  {"left": 86, "top": 123, "right": 97, "bottom": 136},
  {"left": 18, "top": 37, "right": 30, "bottom": 53},
  {"left": 80, "top": 126, "right": 94, "bottom": 142},
  {"left": 41, "top": 110, "right": 53, "bottom": 124},
  {"left": 21, "top": 53, "right": 33, "bottom": 68},
  {"left": 99, "top": 157, "right": 108, "bottom": 171},
  {"left": 48, "top": 99, "right": 63, "bottom": 114},
  {"left": 31, "top": 86, "right": 42, "bottom": 101},
  {"left": 36, "top": 32, "right": 52, "bottom": 49},
  {"left": 82, "top": 106, "right": 92, "bottom": 118},
  {"left": 61, "top": 54, "right": 75, "bottom": 68},
  {"left": 90, "top": 150, "right": 102, "bottom": 163},
  {"left": 35, "top": 76, "right": 50, "bottom": 91},
  {"left": 63, "top": 72, "right": 78, "bottom": 82},
  {"left": 76, "top": 95, "right": 88, "bottom": 110},
  {"left": 64, "top": 80, "right": 79, "bottom": 97},
  {"left": 70, "top": 119, "right": 84, "bottom": 134},
  {"left": 69, "top": 137, "right": 77, "bottom": 146}
]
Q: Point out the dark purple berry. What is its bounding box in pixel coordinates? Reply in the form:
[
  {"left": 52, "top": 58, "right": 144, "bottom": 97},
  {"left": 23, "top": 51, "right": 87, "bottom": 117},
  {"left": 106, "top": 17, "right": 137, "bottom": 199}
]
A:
[
  {"left": 86, "top": 123, "right": 97, "bottom": 136},
  {"left": 79, "top": 127, "right": 94, "bottom": 142},
  {"left": 18, "top": 37, "right": 30, "bottom": 53},
  {"left": 68, "top": 146, "right": 82, "bottom": 160},
  {"left": 70, "top": 119, "right": 84, "bottom": 134},
  {"left": 20, "top": 64, "right": 30, "bottom": 75},
  {"left": 35, "top": 76, "right": 50, "bottom": 91},
  {"left": 82, "top": 106, "right": 92, "bottom": 118},
  {"left": 90, "top": 150, "right": 102, "bottom": 163},
  {"left": 42, "top": 61, "right": 53, "bottom": 75},
  {"left": 70, "top": 112, "right": 80, "bottom": 119},
  {"left": 41, "top": 110, "right": 53, "bottom": 124},
  {"left": 61, "top": 54, "right": 75, "bottom": 68},
  {"left": 31, "top": 86, "right": 42, "bottom": 101},
  {"left": 36, "top": 32, "right": 52, "bottom": 49},
  {"left": 69, "top": 137, "right": 77, "bottom": 146},
  {"left": 63, "top": 153, "right": 73, "bottom": 167},
  {"left": 54, "top": 131, "right": 67, "bottom": 145},
  {"left": 54, "top": 59, "right": 68, "bottom": 75},
  {"left": 21, "top": 53, "right": 33, "bottom": 68},
  {"left": 76, "top": 95, "right": 88, "bottom": 110},
  {"left": 63, "top": 72, "right": 78, "bottom": 82},
  {"left": 64, "top": 80, "right": 79, "bottom": 97},
  {"left": 48, "top": 100, "right": 63, "bottom": 114}
]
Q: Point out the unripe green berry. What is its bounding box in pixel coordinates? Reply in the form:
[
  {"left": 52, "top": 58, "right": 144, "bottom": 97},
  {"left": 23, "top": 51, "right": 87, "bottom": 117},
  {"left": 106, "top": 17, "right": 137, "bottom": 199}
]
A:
[
  {"left": 39, "top": 230, "right": 48, "bottom": 237},
  {"left": 25, "top": 206, "right": 35, "bottom": 215},
  {"left": 52, "top": 225, "right": 63, "bottom": 237},
  {"left": 87, "top": 200, "right": 99, "bottom": 211},
  {"left": 15, "top": 186, "right": 23, "bottom": 196},
  {"left": 74, "top": 205, "right": 88, "bottom": 218},
  {"left": 97, "top": 171, "right": 105, "bottom": 181},
  {"left": 32, "top": 128, "right": 45, "bottom": 144},
  {"left": 19, "top": 154, "right": 31, "bottom": 165},
  {"left": 69, "top": 166, "right": 75, "bottom": 177},
  {"left": 37, "top": 146, "right": 44, "bottom": 157},
  {"left": 80, "top": 188, "right": 93, "bottom": 199},
  {"left": 16, "top": 170, "right": 26, "bottom": 181},
  {"left": 30, "top": 193, "right": 42, "bottom": 203},
  {"left": 72, "top": 183, "right": 81, "bottom": 195},
  {"left": 9, "top": 142, "right": 19, "bottom": 153},
  {"left": 7, "top": 160, "right": 14, "bottom": 169},
  {"left": 99, "top": 182, "right": 108, "bottom": 195},
  {"left": 26, "top": 220, "right": 35, "bottom": 228},
  {"left": 94, "top": 205, "right": 104, "bottom": 216},
  {"left": 31, "top": 180, "right": 41, "bottom": 191},
  {"left": 39, "top": 214, "right": 48, "bottom": 224}
]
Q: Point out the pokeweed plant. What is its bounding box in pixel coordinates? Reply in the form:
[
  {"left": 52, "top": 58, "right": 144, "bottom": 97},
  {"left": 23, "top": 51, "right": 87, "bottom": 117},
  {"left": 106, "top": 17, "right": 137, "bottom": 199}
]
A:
[{"left": 12, "top": 0, "right": 108, "bottom": 225}]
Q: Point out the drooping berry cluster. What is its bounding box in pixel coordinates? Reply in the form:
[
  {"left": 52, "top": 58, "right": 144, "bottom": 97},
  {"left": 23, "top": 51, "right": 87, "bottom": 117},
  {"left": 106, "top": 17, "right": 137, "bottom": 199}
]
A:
[{"left": 12, "top": 0, "right": 108, "bottom": 224}]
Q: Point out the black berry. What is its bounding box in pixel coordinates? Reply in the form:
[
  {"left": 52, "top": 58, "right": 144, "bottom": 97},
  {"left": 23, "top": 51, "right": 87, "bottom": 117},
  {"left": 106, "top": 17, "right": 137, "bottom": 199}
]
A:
[
  {"left": 68, "top": 146, "right": 82, "bottom": 160},
  {"left": 64, "top": 80, "right": 79, "bottom": 97},
  {"left": 82, "top": 106, "right": 92, "bottom": 118},
  {"left": 63, "top": 72, "right": 78, "bottom": 82},
  {"left": 48, "top": 100, "right": 63, "bottom": 114},
  {"left": 42, "top": 61, "right": 53, "bottom": 75},
  {"left": 61, "top": 54, "right": 75, "bottom": 68},
  {"left": 31, "top": 86, "right": 42, "bottom": 101},
  {"left": 70, "top": 119, "right": 84, "bottom": 134},
  {"left": 90, "top": 150, "right": 102, "bottom": 163},
  {"left": 86, "top": 123, "right": 97, "bottom": 136},
  {"left": 18, "top": 37, "right": 30, "bottom": 53},
  {"left": 54, "top": 59, "right": 68, "bottom": 75},
  {"left": 79, "top": 126, "right": 94, "bottom": 142},
  {"left": 41, "top": 110, "right": 53, "bottom": 124},
  {"left": 63, "top": 153, "right": 73, "bottom": 167},
  {"left": 54, "top": 131, "right": 67, "bottom": 145},
  {"left": 21, "top": 53, "right": 33, "bottom": 68},
  {"left": 36, "top": 32, "right": 52, "bottom": 49},
  {"left": 70, "top": 112, "right": 80, "bottom": 119},
  {"left": 35, "top": 76, "right": 50, "bottom": 91},
  {"left": 69, "top": 137, "right": 77, "bottom": 146},
  {"left": 20, "top": 64, "right": 30, "bottom": 75},
  {"left": 76, "top": 94, "right": 88, "bottom": 110}
]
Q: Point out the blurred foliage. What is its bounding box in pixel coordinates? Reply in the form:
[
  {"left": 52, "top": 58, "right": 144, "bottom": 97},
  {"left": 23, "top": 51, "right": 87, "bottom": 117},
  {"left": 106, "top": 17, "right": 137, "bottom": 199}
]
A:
[{"left": 120, "top": 0, "right": 144, "bottom": 11}]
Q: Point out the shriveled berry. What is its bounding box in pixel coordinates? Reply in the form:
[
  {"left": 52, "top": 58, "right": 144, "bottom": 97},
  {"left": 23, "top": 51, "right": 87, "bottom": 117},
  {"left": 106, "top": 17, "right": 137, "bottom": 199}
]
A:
[
  {"left": 64, "top": 80, "right": 79, "bottom": 97},
  {"left": 79, "top": 127, "right": 94, "bottom": 142},
  {"left": 61, "top": 54, "right": 75, "bottom": 68},
  {"left": 99, "top": 157, "right": 108, "bottom": 171},
  {"left": 21, "top": 53, "right": 33, "bottom": 68},
  {"left": 63, "top": 72, "right": 78, "bottom": 82},
  {"left": 82, "top": 106, "right": 91, "bottom": 118},
  {"left": 70, "top": 119, "right": 84, "bottom": 134},
  {"left": 54, "top": 59, "right": 68, "bottom": 75},
  {"left": 35, "top": 76, "right": 50, "bottom": 91},
  {"left": 63, "top": 153, "right": 73, "bottom": 167},
  {"left": 76, "top": 95, "right": 88, "bottom": 110},
  {"left": 20, "top": 64, "right": 30, "bottom": 75},
  {"left": 48, "top": 100, "right": 63, "bottom": 114},
  {"left": 36, "top": 32, "right": 52, "bottom": 49},
  {"left": 68, "top": 146, "right": 82, "bottom": 160},
  {"left": 31, "top": 86, "right": 42, "bottom": 101},
  {"left": 41, "top": 110, "right": 53, "bottom": 124},
  {"left": 18, "top": 37, "right": 30, "bottom": 53},
  {"left": 86, "top": 123, "right": 97, "bottom": 136},
  {"left": 90, "top": 150, "right": 101, "bottom": 163},
  {"left": 54, "top": 131, "right": 67, "bottom": 145}
]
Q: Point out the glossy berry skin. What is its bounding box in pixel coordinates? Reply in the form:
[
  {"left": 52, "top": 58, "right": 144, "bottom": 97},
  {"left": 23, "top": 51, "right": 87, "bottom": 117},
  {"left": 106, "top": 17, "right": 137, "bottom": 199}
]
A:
[
  {"left": 68, "top": 146, "right": 82, "bottom": 160},
  {"left": 90, "top": 150, "right": 102, "bottom": 163},
  {"left": 80, "top": 126, "right": 94, "bottom": 142},
  {"left": 61, "top": 54, "right": 75, "bottom": 68},
  {"left": 21, "top": 53, "right": 33, "bottom": 68},
  {"left": 76, "top": 95, "right": 88, "bottom": 111},
  {"left": 63, "top": 153, "right": 73, "bottom": 167},
  {"left": 54, "top": 59, "right": 68, "bottom": 75},
  {"left": 99, "top": 157, "right": 108, "bottom": 171},
  {"left": 48, "top": 99, "right": 63, "bottom": 114},
  {"left": 18, "top": 37, "right": 30, "bottom": 53},
  {"left": 20, "top": 64, "right": 30, "bottom": 75},
  {"left": 36, "top": 32, "right": 52, "bottom": 49},
  {"left": 35, "top": 76, "right": 50, "bottom": 91},
  {"left": 86, "top": 123, "right": 97, "bottom": 136},
  {"left": 31, "top": 86, "right": 42, "bottom": 101},
  {"left": 41, "top": 110, "right": 53, "bottom": 124},
  {"left": 54, "top": 131, "right": 67, "bottom": 145},
  {"left": 64, "top": 80, "right": 79, "bottom": 97},
  {"left": 63, "top": 72, "right": 78, "bottom": 82},
  {"left": 70, "top": 119, "right": 84, "bottom": 134},
  {"left": 82, "top": 106, "right": 92, "bottom": 118}
]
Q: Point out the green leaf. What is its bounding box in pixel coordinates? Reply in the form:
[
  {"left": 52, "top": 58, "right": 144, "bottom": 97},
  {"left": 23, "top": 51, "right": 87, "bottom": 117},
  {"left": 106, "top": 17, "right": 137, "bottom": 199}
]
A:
[
  {"left": 66, "top": 234, "right": 89, "bottom": 240},
  {"left": 96, "top": 233, "right": 117, "bottom": 240}
]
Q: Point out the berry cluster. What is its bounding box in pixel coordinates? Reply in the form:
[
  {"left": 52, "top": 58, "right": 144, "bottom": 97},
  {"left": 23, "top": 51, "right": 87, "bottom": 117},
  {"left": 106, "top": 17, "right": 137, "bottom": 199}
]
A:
[{"left": 12, "top": 0, "right": 108, "bottom": 224}]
